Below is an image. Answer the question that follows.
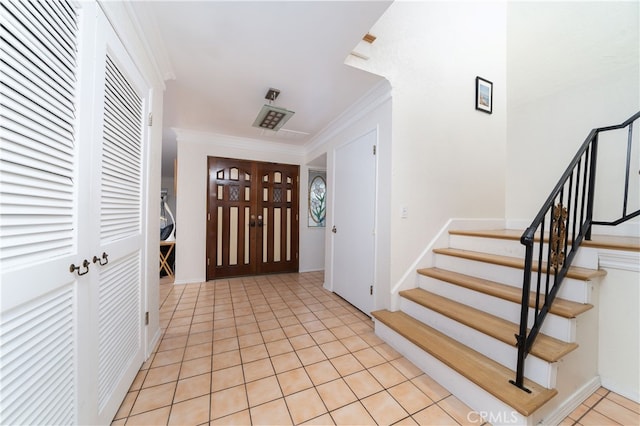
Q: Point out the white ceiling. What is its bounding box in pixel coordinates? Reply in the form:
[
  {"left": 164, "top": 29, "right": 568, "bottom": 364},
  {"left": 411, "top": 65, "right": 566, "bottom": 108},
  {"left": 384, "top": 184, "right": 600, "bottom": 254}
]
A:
[{"left": 131, "top": 1, "right": 393, "bottom": 174}]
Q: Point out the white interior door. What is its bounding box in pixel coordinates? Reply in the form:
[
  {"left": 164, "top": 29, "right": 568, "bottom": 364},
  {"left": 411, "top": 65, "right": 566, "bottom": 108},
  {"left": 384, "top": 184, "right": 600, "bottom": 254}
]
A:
[
  {"left": 0, "top": 1, "right": 83, "bottom": 424},
  {"left": 1, "top": 2, "right": 148, "bottom": 424},
  {"left": 332, "top": 130, "right": 377, "bottom": 315},
  {"left": 89, "top": 13, "right": 148, "bottom": 424}
]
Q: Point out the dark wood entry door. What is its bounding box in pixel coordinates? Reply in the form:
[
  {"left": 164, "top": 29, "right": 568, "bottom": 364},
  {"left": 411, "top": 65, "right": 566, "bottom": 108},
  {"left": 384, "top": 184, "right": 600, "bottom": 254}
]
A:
[{"left": 206, "top": 157, "right": 299, "bottom": 279}]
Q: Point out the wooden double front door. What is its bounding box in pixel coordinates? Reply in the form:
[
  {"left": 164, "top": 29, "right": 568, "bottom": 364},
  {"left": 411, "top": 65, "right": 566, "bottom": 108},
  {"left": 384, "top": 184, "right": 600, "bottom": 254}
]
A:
[{"left": 207, "top": 157, "right": 299, "bottom": 279}]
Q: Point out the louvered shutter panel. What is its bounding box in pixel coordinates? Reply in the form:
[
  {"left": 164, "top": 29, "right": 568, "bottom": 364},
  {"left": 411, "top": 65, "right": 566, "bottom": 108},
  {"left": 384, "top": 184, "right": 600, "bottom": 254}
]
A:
[
  {"left": 0, "top": 1, "right": 79, "bottom": 424},
  {"left": 100, "top": 54, "right": 143, "bottom": 243},
  {"left": 0, "top": 0, "right": 79, "bottom": 269}
]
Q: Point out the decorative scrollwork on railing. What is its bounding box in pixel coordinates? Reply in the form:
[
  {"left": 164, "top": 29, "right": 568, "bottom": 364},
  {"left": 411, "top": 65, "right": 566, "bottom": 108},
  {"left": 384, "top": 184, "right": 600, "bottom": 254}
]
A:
[{"left": 550, "top": 203, "right": 568, "bottom": 268}]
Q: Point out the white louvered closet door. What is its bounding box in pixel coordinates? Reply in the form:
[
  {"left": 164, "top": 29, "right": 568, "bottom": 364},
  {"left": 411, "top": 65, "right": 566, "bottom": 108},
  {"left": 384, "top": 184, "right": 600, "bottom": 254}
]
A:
[
  {"left": 87, "top": 11, "right": 148, "bottom": 425},
  {"left": 1, "top": 2, "right": 149, "bottom": 424},
  {"left": 0, "top": 1, "right": 83, "bottom": 424}
]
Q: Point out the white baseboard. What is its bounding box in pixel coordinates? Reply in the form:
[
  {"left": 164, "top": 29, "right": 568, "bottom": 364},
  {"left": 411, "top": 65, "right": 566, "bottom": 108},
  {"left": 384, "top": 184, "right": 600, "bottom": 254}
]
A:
[{"left": 540, "top": 376, "right": 601, "bottom": 426}]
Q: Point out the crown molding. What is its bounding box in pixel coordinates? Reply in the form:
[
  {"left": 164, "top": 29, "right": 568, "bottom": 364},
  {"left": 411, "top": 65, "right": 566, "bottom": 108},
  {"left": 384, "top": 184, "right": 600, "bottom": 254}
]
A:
[
  {"left": 173, "top": 128, "right": 306, "bottom": 159},
  {"left": 305, "top": 78, "right": 392, "bottom": 154}
]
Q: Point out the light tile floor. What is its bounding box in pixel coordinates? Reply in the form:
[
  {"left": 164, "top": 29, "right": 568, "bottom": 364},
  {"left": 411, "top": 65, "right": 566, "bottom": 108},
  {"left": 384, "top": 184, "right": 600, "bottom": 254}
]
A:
[{"left": 112, "top": 272, "right": 639, "bottom": 425}]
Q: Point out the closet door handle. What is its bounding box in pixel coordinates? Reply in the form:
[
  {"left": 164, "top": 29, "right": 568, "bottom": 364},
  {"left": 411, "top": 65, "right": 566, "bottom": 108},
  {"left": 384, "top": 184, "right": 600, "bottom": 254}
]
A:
[
  {"left": 93, "top": 252, "right": 109, "bottom": 266},
  {"left": 250, "top": 215, "right": 256, "bottom": 227},
  {"left": 69, "top": 259, "right": 90, "bottom": 276},
  {"left": 257, "top": 215, "right": 263, "bottom": 227}
]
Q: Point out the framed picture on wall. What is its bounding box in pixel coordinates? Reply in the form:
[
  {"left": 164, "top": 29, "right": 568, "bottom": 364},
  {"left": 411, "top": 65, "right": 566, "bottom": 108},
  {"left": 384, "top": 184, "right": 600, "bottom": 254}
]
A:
[{"left": 475, "top": 76, "right": 493, "bottom": 114}]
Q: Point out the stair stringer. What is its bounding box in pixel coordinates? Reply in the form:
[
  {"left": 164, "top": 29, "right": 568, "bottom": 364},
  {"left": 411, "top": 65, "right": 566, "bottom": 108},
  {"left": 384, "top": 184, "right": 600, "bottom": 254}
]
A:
[
  {"left": 375, "top": 320, "right": 533, "bottom": 426},
  {"left": 400, "top": 297, "right": 558, "bottom": 388}
]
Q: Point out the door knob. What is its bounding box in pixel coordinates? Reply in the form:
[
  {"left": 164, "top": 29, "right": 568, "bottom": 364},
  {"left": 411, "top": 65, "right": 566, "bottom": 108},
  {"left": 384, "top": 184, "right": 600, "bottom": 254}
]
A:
[
  {"left": 250, "top": 214, "right": 256, "bottom": 227},
  {"left": 332, "top": 226, "right": 337, "bottom": 233}
]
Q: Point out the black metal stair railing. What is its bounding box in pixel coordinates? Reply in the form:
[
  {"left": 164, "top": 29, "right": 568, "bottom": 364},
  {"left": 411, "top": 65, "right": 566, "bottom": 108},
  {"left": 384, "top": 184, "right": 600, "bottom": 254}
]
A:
[{"left": 511, "top": 111, "right": 640, "bottom": 392}]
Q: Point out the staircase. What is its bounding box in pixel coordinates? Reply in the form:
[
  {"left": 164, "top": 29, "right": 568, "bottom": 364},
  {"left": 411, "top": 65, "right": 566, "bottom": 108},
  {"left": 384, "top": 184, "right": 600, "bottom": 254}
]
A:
[{"left": 372, "top": 229, "right": 607, "bottom": 425}]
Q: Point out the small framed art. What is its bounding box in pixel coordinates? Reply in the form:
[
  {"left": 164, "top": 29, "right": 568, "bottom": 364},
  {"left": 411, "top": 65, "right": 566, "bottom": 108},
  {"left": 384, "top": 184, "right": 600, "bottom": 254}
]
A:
[{"left": 475, "top": 76, "right": 493, "bottom": 114}]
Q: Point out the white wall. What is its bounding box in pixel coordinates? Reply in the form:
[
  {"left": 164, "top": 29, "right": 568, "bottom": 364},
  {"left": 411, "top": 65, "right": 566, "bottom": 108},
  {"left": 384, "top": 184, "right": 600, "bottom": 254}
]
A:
[
  {"left": 173, "top": 130, "right": 305, "bottom": 284},
  {"left": 506, "top": 1, "right": 640, "bottom": 222},
  {"left": 349, "top": 1, "right": 508, "bottom": 289},
  {"left": 305, "top": 80, "right": 393, "bottom": 309},
  {"left": 298, "top": 166, "right": 326, "bottom": 273},
  {"left": 598, "top": 265, "right": 640, "bottom": 402}
]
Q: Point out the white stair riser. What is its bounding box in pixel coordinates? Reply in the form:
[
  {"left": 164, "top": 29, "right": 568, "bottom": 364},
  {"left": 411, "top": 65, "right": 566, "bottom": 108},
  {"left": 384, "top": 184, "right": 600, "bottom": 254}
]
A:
[
  {"left": 418, "top": 276, "right": 577, "bottom": 342},
  {"left": 434, "top": 254, "right": 592, "bottom": 304},
  {"left": 375, "top": 321, "right": 532, "bottom": 426},
  {"left": 400, "top": 298, "right": 558, "bottom": 388},
  {"left": 448, "top": 235, "right": 599, "bottom": 270}
]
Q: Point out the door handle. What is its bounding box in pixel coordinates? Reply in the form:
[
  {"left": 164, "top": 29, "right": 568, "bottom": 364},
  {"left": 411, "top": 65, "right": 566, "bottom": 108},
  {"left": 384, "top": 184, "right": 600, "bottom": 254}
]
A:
[
  {"left": 250, "top": 214, "right": 256, "bottom": 227},
  {"left": 332, "top": 226, "right": 337, "bottom": 233},
  {"left": 93, "top": 252, "right": 109, "bottom": 266},
  {"left": 69, "top": 259, "right": 90, "bottom": 276},
  {"left": 257, "top": 215, "right": 263, "bottom": 227}
]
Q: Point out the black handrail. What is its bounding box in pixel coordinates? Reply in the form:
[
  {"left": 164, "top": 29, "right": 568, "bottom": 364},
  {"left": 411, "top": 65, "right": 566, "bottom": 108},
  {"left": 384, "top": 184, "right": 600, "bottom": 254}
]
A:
[{"left": 512, "top": 111, "right": 640, "bottom": 392}]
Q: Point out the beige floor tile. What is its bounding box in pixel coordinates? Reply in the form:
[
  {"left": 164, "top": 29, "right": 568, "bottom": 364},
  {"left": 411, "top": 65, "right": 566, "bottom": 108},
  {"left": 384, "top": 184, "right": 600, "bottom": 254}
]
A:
[
  {"left": 125, "top": 406, "right": 171, "bottom": 425},
  {"left": 142, "top": 363, "right": 181, "bottom": 388},
  {"left": 412, "top": 404, "right": 459, "bottom": 426},
  {"left": 297, "top": 346, "right": 327, "bottom": 366},
  {"left": 212, "top": 337, "right": 239, "bottom": 354},
  {"left": 238, "top": 332, "right": 264, "bottom": 348},
  {"left": 212, "top": 350, "right": 241, "bottom": 371},
  {"left": 368, "top": 362, "right": 407, "bottom": 388},
  {"left": 285, "top": 388, "right": 327, "bottom": 424},
  {"left": 300, "top": 412, "right": 336, "bottom": 425},
  {"left": 158, "top": 335, "right": 189, "bottom": 352},
  {"left": 319, "top": 340, "right": 349, "bottom": 359},
  {"left": 184, "top": 342, "right": 213, "bottom": 361},
  {"left": 594, "top": 398, "right": 639, "bottom": 425},
  {"left": 179, "top": 355, "right": 212, "bottom": 379},
  {"left": 304, "top": 320, "right": 327, "bottom": 333},
  {"left": 211, "top": 365, "right": 244, "bottom": 392},
  {"left": 310, "top": 329, "right": 337, "bottom": 345},
  {"left": 189, "top": 330, "right": 214, "bottom": 346},
  {"left": 243, "top": 358, "right": 275, "bottom": 383},
  {"left": 340, "top": 335, "right": 369, "bottom": 352},
  {"left": 330, "top": 353, "right": 365, "bottom": 376},
  {"left": 321, "top": 317, "right": 344, "bottom": 329},
  {"left": 579, "top": 408, "right": 623, "bottom": 425},
  {"left": 283, "top": 324, "right": 308, "bottom": 338},
  {"left": 130, "top": 382, "right": 176, "bottom": 416},
  {"left": 271, "top": 352, "right": 303, "bottom": 373},
  {"left": 277, "top": 367, "right": 314, "bottom": 396},
  {"left": 388, "top": 381, "right": 434, "bottom": 415},
  {"left": 213, "top": 327, "right": 237, "bottom": 341},
  {"left": 343, "top": 370, "right": 384, "bottom": 399},
  {"left": 114, "top": 391, "right": 137, "bottom": 420},
  {"left": 584, "top": 392, "right": 604, "bottom": 407},
  {"left": 168, "top": 394, "right": 210, "bottom": 426},
  {"left": 393, "top": 416, "right": 419, "bottom": 425},
  {"left": 174, "top": 372, "right": 211, "bottom": 403},
  {"left": 210, "top": 385, "right": 249, "bottom": 420},
  {"left": 240, "top": 343, "right": 269, "bottom": 363},
  {"left": 305, "top": 360, "right": 340, "bottom": 385},
  {"left": 362, "top": 390, "right": 409, "bottom": 425},
  {"left": 352, "top": 347, "right": 386, "bottom": 368},
  {"left": 212, "top": 318, "right": 235, "bottom": 330},
  {"left": 278, "top": 316, "right": 301, "bottom": 327},
  {"left": 246, "top": 376, "right": 283, "bottom": 407},
  {"left": 316, "top": 378, "right": 358, "bottom": 411},
  {"left": 128, "top": 370, "right": 147, "bottom": 392},
  {"left": 190, "top": 320, "right": 214, "bottom": 334},
  {"left": 390, "top": 357, "right": 423, "bottom": 379},
  {"left": 411, "top": 374, "right": 451, "bottom": 402},
  {"left": 438, "top": 395, "right": 482, "bottom": 425},
  {"left": 236, "top": 323, "right": 260, "bottom": 336},
  {"left": 607, "top": 392, "right": 640, "bottom": 414},
  {"left": 289, "top": 333, "right": 316, "bottom": 350},
  {"left": 330, "top": 401, "right": 376, "bottom": 425},
  {"left": 151, "top": 348, "right": 184, "bottom": 368},
  {"left": 250, "top": 398, "right": 293, "bottom": 426},
  {"left": 330, "top": 325, "right": 356, "bottom": 339},
  {"left": 569, "top": 404, "right": 590, "bottom": 421},
  {"left": 266, "top": 338, "right": 294, "bottom": 357},
  {"left": 257, "top": 318, "right": 281, "bottom": 331},
  {"left": 261, "top": 328, "right": 287, "bottom": 343},
  {"left": 360, "top": 331, "right": 385, "bottom": 347},
  {"left": 297, "top": 312, "right": 319, "bottom": 323}
]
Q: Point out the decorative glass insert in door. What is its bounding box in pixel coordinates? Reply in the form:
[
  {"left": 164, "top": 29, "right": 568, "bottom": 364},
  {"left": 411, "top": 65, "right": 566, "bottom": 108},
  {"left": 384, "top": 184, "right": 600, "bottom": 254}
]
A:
[{"left": 308, "top": 170, "right": 326, "bottom": 227}]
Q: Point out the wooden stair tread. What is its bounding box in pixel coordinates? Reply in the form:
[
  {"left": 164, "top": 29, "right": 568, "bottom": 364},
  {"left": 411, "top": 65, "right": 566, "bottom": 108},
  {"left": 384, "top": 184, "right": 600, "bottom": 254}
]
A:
[
  {"left": 400, "top": 288, "right": 578, "bottom": 362},
  {"left": 449, "top": 229, "right": 640, "bottom": 252},
  {"left": 371, "top": 310, "right": 557, "bottom": 416},
  {"left": 417, "top": 267, "right": 593, "bottom": 318},
  {"left": 433, "top": 247, "right": 606, "bottom": 281}
]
